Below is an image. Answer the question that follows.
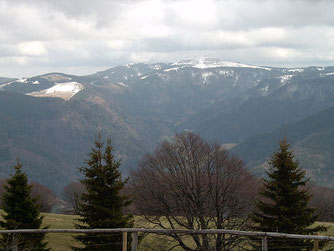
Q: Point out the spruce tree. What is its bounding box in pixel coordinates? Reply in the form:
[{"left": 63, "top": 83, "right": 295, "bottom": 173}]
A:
[
  {"left": 251, "top": 139, "right": 326, "bottom": 250},
  {"left": 0, "top": 160, "right": 49, "bottom": 251},
  {"left": 73, "top": 137, "right": 133, "bottom": 251}
]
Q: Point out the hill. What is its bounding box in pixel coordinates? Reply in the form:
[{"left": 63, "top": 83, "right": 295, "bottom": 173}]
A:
[{"left": 233, "top": 104, "right": 334, "bottom": 187}]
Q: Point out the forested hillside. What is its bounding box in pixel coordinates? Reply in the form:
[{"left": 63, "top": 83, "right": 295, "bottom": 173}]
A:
[
  {"left": 1, "top": 58, "right": 334, "bottom": 191},
  {"left": 233, "top": 104, "right": 334, "bottom": 187}
]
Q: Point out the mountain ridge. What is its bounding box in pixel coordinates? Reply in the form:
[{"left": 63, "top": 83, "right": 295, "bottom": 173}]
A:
[{"left": 1, "top": 57, "right": 334, "bottom": 192}]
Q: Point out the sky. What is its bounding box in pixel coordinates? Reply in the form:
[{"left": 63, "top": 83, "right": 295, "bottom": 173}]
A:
[{"left": 1, "top": 0, "right": 334, "bottom": 77}]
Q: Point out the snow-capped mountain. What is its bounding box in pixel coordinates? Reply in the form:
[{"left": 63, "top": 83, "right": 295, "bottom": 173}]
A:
[
  {"left": 1, "top": 57, "right": 334, "bottom": 192},
  {"left": 0, "top": 73, "right": 84, "bottom": 100},
  {"left": 172, "top": 57, "right": 271, "bottom": 70},
  {"left": 3, "top": 57, "right": 334, "bottom": 104}
]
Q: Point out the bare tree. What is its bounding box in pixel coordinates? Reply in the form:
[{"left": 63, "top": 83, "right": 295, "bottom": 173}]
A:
[
  {"left": 62, "top": 181, "right": 85, "bottom": 214},
  {"left": 30, "top": 182, "right": 58, "bottom": 213},
  {"left": 309, "top": 183, "right": 334, "bottom": 222},
  {"left": 130, "top": 132, "right": 259, "bottom": 251}
]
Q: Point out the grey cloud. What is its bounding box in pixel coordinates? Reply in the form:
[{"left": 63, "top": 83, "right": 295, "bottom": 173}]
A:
[
  {"left": 1, "top": 0, "right": 334, "bottom": 77},
  {"left": 0, "top": 44, "right": 19, "bottom": 57},
  {"left": 1, "top": 0, "right": 141, "bottom": 28},
  {"left": 140, "top": 37, "right": 251, "bottom": 53},
  {"left": 215, "top": 0, "right": 334, "bottom": 30}
]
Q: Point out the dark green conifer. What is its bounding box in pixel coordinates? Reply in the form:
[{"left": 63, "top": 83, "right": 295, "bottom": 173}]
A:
[
  {"left": 73, "top": 137, "right": 133, "bottom": 251},
  {"left": 251, "top": 139, "right": 326, "bottom": 250},
  {"left": 0, "top": 160, "right": 49, "bottom": 251}
]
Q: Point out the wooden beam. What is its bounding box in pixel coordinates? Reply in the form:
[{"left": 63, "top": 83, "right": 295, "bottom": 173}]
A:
[
  {"left": 314, "top": 239, "right": 319, "bottom": 251},
  {"left": 262, "top": 236, "right": 268, "bottom": 251},
  {"left": 12, "top": 233, "right": 18, "bottom": 251},
  {"left": 0, "top": 228, "right": 333, "bottom": 242},
  {"left": 131, "top": 232, "right": 138, "bottom": 251},
  {"left": 122, "top": 232, "right": 127, "bottom": 251}
]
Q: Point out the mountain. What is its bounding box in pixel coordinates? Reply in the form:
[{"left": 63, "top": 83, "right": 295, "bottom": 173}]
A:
[
  {"left": 0, "top": 91, "right": 152, "bottom": 193},
  {"left": 232, "top": 104, "right": 334, "bottom": 187},
  {"left": 1, "top": 58, "right": 334, "bottom": 192},
  {"left": 0, "top": 77, "right": 15, "bottom": 85},
  {"left": 177, "top": 65, "right": 334, "bottom": 143}
]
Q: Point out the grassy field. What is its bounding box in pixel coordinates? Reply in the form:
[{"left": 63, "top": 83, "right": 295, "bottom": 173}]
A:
[
  {"left": 8, "top": 213, "right": 334, "bottom": 250},
  {"left": 41, "top": 213, "right": 81, "bottom": 251}
]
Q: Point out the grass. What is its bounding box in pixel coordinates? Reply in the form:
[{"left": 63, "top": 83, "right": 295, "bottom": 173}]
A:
[
  {"left": 41, "top": 213, "right": 81, "bottom": 251},
  {"left": 316, "top": 222, "right": 334, "bottom": 250},
  {"left": 1, "top": 213, "right": 334, "bottom": 250}
]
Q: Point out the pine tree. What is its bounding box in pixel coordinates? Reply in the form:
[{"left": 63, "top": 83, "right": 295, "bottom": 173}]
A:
[
  {"left": 73, "top": 137, "right": 133, "bottom": 251},
  {"left": 251, "top": 139, "right": 327, "bottom": 250},
  {"left": 0, "top": 160, "right": 49, "bottom": 251}
]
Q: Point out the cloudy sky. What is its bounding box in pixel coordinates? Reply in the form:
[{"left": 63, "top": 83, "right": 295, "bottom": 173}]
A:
[{"left": 1, "top": 0, "right": 334, "bottom": 77}]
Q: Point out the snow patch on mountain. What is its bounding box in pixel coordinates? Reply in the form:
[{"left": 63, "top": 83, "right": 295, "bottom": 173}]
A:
[
  {"left": 125, "top": 63, "right": 134, "bottom": 68},
  {"left": 17, "top": 78, "right": 28, "bottom": 83},
  {"left": 173, "top": 58, "right": 271, "bottom": 70},
  {"left": 115, "top": 82, "right": 128, "bottom": 87},
  {"left": 164, "top": 67, "right": 180, "bottom": 72},
  {"left": 27, "top": 82, "right": 83, "bottom": 100},
  {"left": 279, "top": 75, "right": 294, "bottom": 84},
  {"left": 149, "top": 64, "right": 162, "bottom": 70},
  {"left": 288, "top": 68, "right": 304, "bottom": 73},
  {"left": 218, "top": 70, "right": 234, "bottom": 77},
  {"left": 326, "top": 72, "right": 334, "bottom": 76},
  {"left": 140, "top": 75, "right": 149, "bottom": 80},
  {"left": 45, "top": 82, "right": 82, "bottom": 94},
  {"left": 202, "top": 72, "right": 214, "bottom": 83}
]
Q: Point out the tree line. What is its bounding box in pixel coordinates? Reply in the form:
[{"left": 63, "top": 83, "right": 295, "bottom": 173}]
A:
[{"left": 1, "top": 132, "right": 334, "bottom": 250}]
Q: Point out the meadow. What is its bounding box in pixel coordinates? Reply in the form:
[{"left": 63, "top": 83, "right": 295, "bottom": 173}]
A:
[{"left": 39, "top": 213, "right": 334, "bottom": 250}]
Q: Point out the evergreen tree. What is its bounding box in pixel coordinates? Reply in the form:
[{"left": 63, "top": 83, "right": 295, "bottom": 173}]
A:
[
  {"left": 0, "top": 160, "right": 49, "bottom": 251},
  {"left": 251, "top": 139, "right": 326, "bottom": 250},
  {"left": 73, "top": 137, "right": 133, "bottom": 251}
]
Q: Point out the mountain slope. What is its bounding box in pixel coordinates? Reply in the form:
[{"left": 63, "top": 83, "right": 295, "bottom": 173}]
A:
[
  {"left": 233, "top": 105, "right": 334, "bottom": 187},
  {"left": 1, "top": 58, "right": 334, "bottom": 191},
  {"left": 178, "top": 66, "right": 334, "bottom": 143},
  {"left": 0, "top": 92, "right": 151, "bottom": 193}
]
